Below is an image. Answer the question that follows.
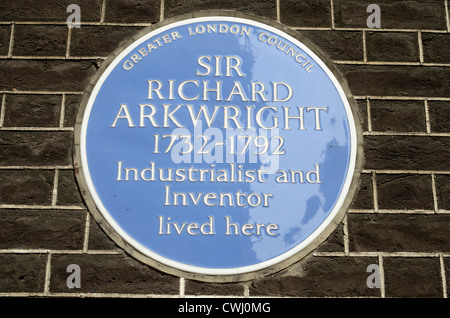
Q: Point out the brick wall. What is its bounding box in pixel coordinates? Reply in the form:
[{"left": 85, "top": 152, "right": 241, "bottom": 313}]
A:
[{"left": 0, "top": 0, "right": 449, "bottom": 298}]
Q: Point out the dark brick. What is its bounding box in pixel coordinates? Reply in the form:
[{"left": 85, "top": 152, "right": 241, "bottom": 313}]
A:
[
  {"left": 88, "top": 218, "right": 120, "bottom": 250},
  {"left": 0, "top": 25, "right": 10, "bottom": 56},
  {"left": 377, "top": 174, "right": 433, "bottom": 210},
  {"left": 0, "top": 94, "right": 3, "bottom": 119},
  {"left": 315, "top": 223, "right": 344, "bottom": 253},
  {"left": 370, "top": 100, "right": 426, "bottom": 132},
  {"left": 364, "top": 135, "right": 450, "bottom": 171},
  {"left": 348, "top": 214, "right": 450, "bottom": 253},
  {"left": 350, "top": 173, "right": 373, "bottom": 210},
  {"left": 0, "top": 131, "right": 73, "bottom": 166},
  {"left": 422, "top": 33, "right": 450, "bottom": 64},
  {"left": 435, "top": 175, "right": 450, "bottom": 211},
  {"left": 165, "top": 0, "right": 277, "bottom": 20},
  {"left": 334, "top": 0, "right": 447, "bottom": 30},
  {"left": 13, "top": 25, "right": 67, "bottom": 57},
  {"left": 339, "top": 65, "right": 450, "bottom": 97},
  {"left": 445, "top": 258, "right": 450, "bottom": 294},
  {"left": 0, "top": 60, "right": 97, "bottom": 91},
  {"left": 301, "top": 30, "right": 363, "bottom": 61},
  {"left": 0, "top": 254, "right": 47, "bottom": 292},
  {"left": 105, "top": 0, "right": 160, "bottom": 23},
  {"left": 353, "top": 99, "right": 368, "bottom": 131},
  {"left": 0, "top": 0, "right": 102, "bottom": 22},
  {"left": 185, "top": 280, "right": 244, "bottom": 296},
  {"left": 250, "top": 255, "right": 379, "bottom": 297},
  {"left": 2, "top": 94, "right": 61, "bottom": 127},
  {"left": 50, "top": 254, "right": 179, "bottom": 294},
  {"left": 366, "top": 32, "right": 419, "bottom": 62},
  {"left": 0, "top": 209, "right": 85, "bottom": 249},
  {"left": 428, "top": 101, "right": 450, "bottom": 133},
  {"left": 384, "top": 257, "right": 442, "bottom": 297},
  {"left": 0, "top": 170, "right": 53, "bottom": 205},
  {"left": 57, "top": 170, "right": 83, "bottom": 206},
  {"left": 70, "top": 26, "right": 144, "bottom": 57},
  {"left": 63, "top": 94, "right": 82, "bottom": 127},
  {"left": 279, "top": 0, "right": 330, "bottom": 28}
]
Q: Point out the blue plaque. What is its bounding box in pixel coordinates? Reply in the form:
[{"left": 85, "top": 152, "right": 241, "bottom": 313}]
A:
[{"left": 75, "top": 14, "right": 362, "bottom": 281}]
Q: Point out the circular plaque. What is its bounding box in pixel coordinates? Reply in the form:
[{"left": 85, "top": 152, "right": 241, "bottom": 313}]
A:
[{"left": 75, "top": 13, "right": 362, "bottom": 282}]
